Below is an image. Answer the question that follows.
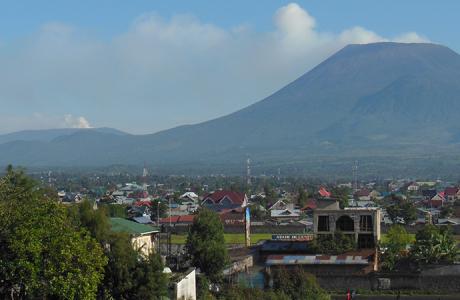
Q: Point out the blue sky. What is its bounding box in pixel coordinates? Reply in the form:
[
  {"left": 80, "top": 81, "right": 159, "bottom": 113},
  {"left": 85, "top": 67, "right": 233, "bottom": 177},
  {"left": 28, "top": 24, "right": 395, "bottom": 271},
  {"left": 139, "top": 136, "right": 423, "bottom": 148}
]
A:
[{"left": 0, "top": 1, "right": 458, "bottom": 134}]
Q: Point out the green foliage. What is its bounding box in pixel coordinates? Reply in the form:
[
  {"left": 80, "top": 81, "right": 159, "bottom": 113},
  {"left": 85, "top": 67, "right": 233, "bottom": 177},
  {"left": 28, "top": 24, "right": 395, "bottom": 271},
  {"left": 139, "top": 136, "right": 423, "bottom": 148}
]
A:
[
  {"left": 104, "top": 203, "right": 129, "bottom": 218},
  {"left": 313, "top": 232, "right": 356, "bottom": 255},
  {"left": 0, "top": 167, "right": 107, "bottom": 299},
  {"left": 221, "top": 285, "right": 289, "bottom": 300},
  {"left": 196, "top": 276, "right": 216, "bottom": 300},
  {"left": 331, "top": 186, "right": 350, "bottom": 209},
  {"left": 264, "top": 185, "right": 278, "bottom": 204},
  {"left": 410, "top": 225, "right": 458, "bottom": 264},
  {"left": 250, "top": 205, "right": 267, "bottom": 220},
  {"left": 131, "top": 253, "right": 169, "bottom": 300},
  {"left": 297, "top": 187, "right": 309, "bottom": 207},
  {"left": 271, "top": 268, "right": 330, "bottom": 300},
  {"left": 440, "top": 205, "right": 453, "bottom": 218},
  {"left": 151, "top": 199, "right": 168, "bottom": 220},
  {"left": 71, "top": 200, "right": 169, "bottom": 299},
  {"left": 380, "top": 225, "right": 412, "bottom": 271},
  {"left": 186, "top": 208, "right": 228, "bottom": 282},
  {"left": 385, "top": 195, "right": 417, "bottom": 224}
]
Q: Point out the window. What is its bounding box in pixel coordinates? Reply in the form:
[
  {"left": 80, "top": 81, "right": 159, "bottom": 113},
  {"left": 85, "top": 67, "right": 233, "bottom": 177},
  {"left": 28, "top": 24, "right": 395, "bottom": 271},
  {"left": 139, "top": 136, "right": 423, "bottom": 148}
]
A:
[
  {"left": 336, "top": 215, "right": 354, "bottom": 231},
  {"left": 359, "top": 215, "right": 373, "bottom": 231},
  {"left": 318, "top": 215, "right": 330, "bottom": 231},
  {"left": 358, "top": 234, "right": 375, "bottom": 249}
]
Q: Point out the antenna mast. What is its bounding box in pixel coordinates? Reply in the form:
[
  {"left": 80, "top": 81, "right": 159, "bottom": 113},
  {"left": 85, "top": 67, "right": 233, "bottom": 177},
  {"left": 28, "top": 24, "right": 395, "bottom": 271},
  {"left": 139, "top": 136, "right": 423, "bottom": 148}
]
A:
[
  {"left": 246, "top": 156, "right": 251, "bottom": 186},
  {"left": 352, "top": 160, "right": 359, "bottom": 192}
]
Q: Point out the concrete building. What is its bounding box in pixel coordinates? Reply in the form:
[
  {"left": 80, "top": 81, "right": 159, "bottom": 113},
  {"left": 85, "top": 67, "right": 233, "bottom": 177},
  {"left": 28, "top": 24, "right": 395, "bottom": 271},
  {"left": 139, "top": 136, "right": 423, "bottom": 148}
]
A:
[
  {"left": 110, "top": 217, "right": 159, "bottom": 256},
  {"left": 313, "top": 200, "right": 381, "bottom": 248},
  {"left": 170, "top": 268, "right": 196, "bottom": 300}
]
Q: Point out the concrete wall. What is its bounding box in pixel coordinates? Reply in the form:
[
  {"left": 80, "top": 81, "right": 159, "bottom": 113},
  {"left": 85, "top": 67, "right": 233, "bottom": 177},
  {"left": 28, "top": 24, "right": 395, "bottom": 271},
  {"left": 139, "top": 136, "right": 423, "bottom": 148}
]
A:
[
  {"left": 315, "top": 273, "right": 460, "bottom": 293},
  {"left": 131, "top": 234, "right": 154, "bottom": 256},
  {"left": 168, "top": 224, "right": 307, "bottom": 234},
  {"left": 174, "top": 268, "right": 196, "bottom": 300}
]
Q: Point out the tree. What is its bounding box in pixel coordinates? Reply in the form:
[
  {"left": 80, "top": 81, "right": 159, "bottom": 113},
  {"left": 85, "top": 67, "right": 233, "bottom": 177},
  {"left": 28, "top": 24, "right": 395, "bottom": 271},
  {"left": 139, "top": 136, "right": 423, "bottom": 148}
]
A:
[
  {"left": 313, "top": 232, "right": 356, "bottom": 255},
  {"left": 410, "top": 225, "right": 458, "bottom": 264},
  {"left": 0, "top": 167, "right": 107, "bottom": 299},
  {"left": 132, "top": 253, "right": 168, "bottom": 300},
  {"left": 386, "top": 195, "right": 417, "bottom": 224},
  {"left": 297, "top": 187, "right": 309, "bottom": 207},
  {"left": 271, "top": 267, "right": 330, "bottom": 300},
  {"left": 186, "top": 208, "right": 228, "bottom": 282},
  {"left": 331, "top": 186, "right": 350, "bottom": 209},
  {"left": 70, "top": 200, "right": 169, "bottom": 299},
  {"left": 264, "top": 185, "right": 278, "bottom": 205},
  {"left": 380, "top": 225, "right": 413, "bottom": 271},
  {"left": 440, "top": 205, "right": 453, "bottom": 218}
]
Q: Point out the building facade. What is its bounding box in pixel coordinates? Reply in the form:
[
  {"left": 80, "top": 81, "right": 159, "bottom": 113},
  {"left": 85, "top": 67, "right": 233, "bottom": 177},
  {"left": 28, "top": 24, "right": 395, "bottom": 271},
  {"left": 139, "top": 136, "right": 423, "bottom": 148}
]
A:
[{"left": 313, "top": 202, "right": 381, "bottom": 248}]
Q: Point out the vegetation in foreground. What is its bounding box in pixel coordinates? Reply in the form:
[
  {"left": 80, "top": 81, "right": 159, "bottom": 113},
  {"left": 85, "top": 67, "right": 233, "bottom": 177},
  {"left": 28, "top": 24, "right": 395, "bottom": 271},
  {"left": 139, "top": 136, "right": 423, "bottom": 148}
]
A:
[{"left": 0, "top": 167, "right": 168, "bottom": 299}]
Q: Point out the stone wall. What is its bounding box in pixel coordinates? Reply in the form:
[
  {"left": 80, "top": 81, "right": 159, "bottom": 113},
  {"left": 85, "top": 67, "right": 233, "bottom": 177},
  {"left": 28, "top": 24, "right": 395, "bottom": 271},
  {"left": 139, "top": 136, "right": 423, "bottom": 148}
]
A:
[
  {"left": 167, "top": 224, "right": 307, "bottom": 234},
  {"left": 316, "top": 272, "right": 460, "bottom": 293}
]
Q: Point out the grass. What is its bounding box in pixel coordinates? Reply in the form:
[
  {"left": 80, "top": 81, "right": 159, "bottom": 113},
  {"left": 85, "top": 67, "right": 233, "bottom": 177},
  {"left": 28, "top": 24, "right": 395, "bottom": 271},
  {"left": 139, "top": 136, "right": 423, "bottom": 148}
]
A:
[
  {"left": 170, "top": 233, "right": 273, "bottom": 245},
  {"left": 171, "top": 234, "right": 460, "bottom": 245},
  {"left": 381, "top": 234, "right": 460, "bottom": 245}
]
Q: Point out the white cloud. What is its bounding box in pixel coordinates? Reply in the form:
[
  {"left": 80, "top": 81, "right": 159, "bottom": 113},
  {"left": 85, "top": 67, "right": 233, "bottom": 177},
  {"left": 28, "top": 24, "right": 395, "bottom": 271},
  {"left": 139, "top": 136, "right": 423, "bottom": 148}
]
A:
[
  {"left": 63, "top": 114, "right": 92, "bottom": 128},
  {"left": 393, "top": 32, "right": 429, "bottom": 43},
  {"left": 339, "top": 26, "right": 385, "bottom": 44},
  {"left": 0, "top": 2, "right": 431, "bottom": 134}
]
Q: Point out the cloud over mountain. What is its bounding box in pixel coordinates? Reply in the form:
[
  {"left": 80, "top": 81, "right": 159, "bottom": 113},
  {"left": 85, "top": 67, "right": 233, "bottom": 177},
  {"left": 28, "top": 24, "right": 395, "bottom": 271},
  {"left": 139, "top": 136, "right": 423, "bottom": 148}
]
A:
[{"left": 0, "top": 2, "right": 428, "bottom": 134}]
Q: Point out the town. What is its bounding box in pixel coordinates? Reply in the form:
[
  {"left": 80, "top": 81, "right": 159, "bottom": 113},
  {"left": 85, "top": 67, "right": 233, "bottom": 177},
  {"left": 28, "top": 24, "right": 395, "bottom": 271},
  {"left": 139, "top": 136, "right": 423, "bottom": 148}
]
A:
[{"left": 26, "top": 167, "right": 460, "bottom": 299}]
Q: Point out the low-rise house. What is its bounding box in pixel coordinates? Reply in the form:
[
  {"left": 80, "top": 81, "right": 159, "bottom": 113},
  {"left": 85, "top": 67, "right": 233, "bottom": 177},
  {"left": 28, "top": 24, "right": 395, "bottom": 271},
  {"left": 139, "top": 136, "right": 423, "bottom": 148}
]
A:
[
  {"left": 444, "top": 187, "right": 459, "bottom": 202},
  {"left": 407, "top": 182, "right": 420, "bottom": 192},
  {"left": 201, "top": 190, "right": 247, "bottom": 210},
  {"left": 110, "top": 217, "right": 159, "bottom": 256},
  {"left": 180, "top": 192, "right": 199, "bottom": 203},
  {"left": 160, "top": 215, "right": 196, "bottom": 226},
  {"left": 301, "top": 199, "right": 318, "bottom": 214},
  {"left": 355, "top": 189, "right": 371, "bottom": 201},
  {"left": 268, "top": 199, "right": 289, "bottom": 211},
  {"left": 428, "top": 192, "right": 445, "bottom": 208},
  {"left": 270, "top": 208, "right": 301, "bottom": 221}
]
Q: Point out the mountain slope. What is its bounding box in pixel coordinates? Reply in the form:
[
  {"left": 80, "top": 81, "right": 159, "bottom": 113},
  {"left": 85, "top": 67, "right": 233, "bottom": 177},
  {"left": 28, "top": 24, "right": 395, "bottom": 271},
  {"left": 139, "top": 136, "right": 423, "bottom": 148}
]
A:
[
  {"left": 0, "top": 127, "right": 128, "bottom": 145},
  {"left": 1, "top": 42, "right": 460, "bottom": 170}
]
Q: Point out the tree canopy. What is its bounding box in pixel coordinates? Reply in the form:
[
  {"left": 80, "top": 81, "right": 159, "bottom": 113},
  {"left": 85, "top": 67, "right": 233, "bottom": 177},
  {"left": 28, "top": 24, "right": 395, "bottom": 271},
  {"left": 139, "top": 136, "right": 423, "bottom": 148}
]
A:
[
  {"left": 0, "top": 167, "right": 107, "bottom": 299},
  {"left": 186, "top": 208, "right": 228, "bottom": 282}
]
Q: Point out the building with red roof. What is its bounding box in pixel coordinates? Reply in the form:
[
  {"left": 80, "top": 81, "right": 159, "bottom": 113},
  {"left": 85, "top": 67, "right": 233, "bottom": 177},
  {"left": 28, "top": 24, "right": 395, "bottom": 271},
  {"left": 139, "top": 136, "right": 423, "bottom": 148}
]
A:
[
  {"left": 444, "top": 187, "right": 459, "bottom": 202},
  {"left": 318, "top": 187, "right": 331, "bottom": 198},
  {"left": 201, "top": 190, "right": 247, "bottom": 208},
  {"left": 159, "top": 215, "right": 196, "bottom": 226}
]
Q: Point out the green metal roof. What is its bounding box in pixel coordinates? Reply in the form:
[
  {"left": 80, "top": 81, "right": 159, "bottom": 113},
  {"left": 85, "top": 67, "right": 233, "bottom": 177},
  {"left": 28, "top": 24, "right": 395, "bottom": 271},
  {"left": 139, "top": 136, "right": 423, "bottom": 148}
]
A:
[{"left": 110, "top": 217, "right": 159, "bottom": 235}]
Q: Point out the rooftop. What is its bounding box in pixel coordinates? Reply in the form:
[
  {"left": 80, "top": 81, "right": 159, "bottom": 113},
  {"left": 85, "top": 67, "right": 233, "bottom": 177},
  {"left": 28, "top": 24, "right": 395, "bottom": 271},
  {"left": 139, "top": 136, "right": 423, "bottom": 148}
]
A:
[{"left": 110, "top": 217, "right": 159, "bottom": 235}]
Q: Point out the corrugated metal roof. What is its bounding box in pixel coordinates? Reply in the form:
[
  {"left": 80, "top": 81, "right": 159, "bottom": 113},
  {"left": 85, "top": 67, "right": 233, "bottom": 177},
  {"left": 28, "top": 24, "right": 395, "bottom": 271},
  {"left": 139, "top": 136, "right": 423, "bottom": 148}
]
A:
[
  {"left": 265, "top": 254, "right": 370, "bottom": 266},
  {"left": 110, "top": 217, "right": 159, "bottom": 235}
]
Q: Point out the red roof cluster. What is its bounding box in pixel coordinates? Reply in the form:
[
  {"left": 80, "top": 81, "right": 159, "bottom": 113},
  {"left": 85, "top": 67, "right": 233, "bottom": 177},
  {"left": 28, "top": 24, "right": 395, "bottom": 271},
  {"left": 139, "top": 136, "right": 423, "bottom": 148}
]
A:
[
  {"left": 444, "top": 187, "right": 459, "bottom": 196},
  {"left": 202, "top": 190, "right": 246, "bottom": 205},
  {"left": 128, "top": 191, "right": 149, "bottom": 199},
  {"left": 134, "top": 200, "right": 152, "bottom": 207},
  {"left": 318, "top": 187, "right": 331, "bottom": 198},
  {"left": 301, "top": 199, "right": 318, "bottom": 211}
]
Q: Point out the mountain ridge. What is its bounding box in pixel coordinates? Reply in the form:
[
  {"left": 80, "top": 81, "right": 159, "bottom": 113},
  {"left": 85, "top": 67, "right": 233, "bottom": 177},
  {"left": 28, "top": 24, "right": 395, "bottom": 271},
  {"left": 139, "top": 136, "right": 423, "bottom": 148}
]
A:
[{"left": 1, "top": 42, "right": 460, "bottom": 174}]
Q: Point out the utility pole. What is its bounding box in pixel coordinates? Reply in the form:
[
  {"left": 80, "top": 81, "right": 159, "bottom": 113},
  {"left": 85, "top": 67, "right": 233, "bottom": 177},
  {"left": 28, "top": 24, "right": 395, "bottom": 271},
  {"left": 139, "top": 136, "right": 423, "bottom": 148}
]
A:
[
  {"left": 246, "top": 156, "right": 251, "bottom": 186},
  {"left": 352, "top": 160, "right": 359, "bottom": 192}
]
